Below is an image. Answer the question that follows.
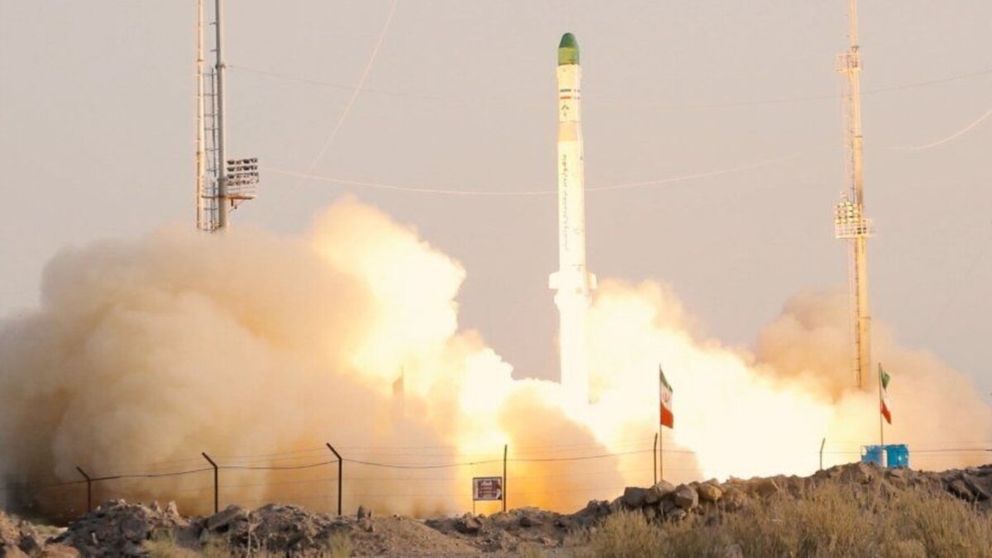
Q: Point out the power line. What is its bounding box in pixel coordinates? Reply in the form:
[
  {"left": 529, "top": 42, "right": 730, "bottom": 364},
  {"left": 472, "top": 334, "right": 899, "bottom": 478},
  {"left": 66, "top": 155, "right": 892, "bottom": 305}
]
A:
[
  {"left": 264, "top": 154, "right": 795, "bottom": 198},
  {"left": 228, "top": 63, "right": 992, "bottom": 111},
  {"left": 890, "top": 107, "right": 992, "bottom": 151},
  {"left": 345, "top": 458, "right": 503, "bottom": 470},
  {"left": 294, "top": 0, "right": 399, "bottom": 188},
  {"left": 221, "top": 460, "right": 337, "bottom": 471},
  {"left": 585, "top": 155, "right": 798, "bottom": 192},
  {"left": 227, "top": 64, "right": 452, "bottom": 103},
  {"left": 91, "top": 467, "right": 214, "bottom": 483},
  {"left": 919, "top": 221, "right": 992, "bottom": 343}
]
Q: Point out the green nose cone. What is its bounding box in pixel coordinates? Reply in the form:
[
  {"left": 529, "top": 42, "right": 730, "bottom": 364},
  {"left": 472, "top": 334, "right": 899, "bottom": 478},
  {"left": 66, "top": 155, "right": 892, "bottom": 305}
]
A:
[{"left": 558, "top": 32, "right": 579, "bottom": 66}]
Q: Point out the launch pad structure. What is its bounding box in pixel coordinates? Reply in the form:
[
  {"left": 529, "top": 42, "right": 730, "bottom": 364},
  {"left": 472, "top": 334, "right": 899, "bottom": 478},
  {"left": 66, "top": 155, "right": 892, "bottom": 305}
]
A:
[
  {"left": 834, "top": 0, "right": 873, "bottom": 390},
  {"left": 195, "top": 0, "right": 259, "bottom": 232}
]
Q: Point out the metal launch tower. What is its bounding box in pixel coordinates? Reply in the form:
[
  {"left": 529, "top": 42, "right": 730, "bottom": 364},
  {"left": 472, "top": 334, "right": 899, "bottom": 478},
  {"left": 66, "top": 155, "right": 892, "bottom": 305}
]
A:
[
  {"left": 834, "top": 0, "right": 873, "bottom": 388},
  {"left": 550, "top": 33, "right": 596, "bottom": 403},
  {"left": 195, "top": 0, "right": 259, "bottom": 232}
]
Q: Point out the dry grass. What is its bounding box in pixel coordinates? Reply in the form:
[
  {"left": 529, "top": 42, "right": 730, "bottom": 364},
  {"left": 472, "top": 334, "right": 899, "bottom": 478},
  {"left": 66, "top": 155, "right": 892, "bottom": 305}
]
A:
[
  {"left": 143, "top": 530, "right": 201, "bottom": 558},
  {"left": 583, "top": 484, "right": 992, "bottom": 558},
  {"left": 324, "top": 530, "right": 354, "bottom": 558},
  {"left": 579, "top": 511, "right": 664, "bottom": 558},
  {"left": 143, "top": 529, "right": 353, "bottom": 557}
]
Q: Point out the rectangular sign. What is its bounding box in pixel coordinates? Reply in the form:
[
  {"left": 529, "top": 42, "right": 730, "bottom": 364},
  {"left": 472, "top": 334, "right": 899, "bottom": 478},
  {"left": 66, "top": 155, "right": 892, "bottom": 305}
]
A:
[{"left": 472, "top": 476, "right": 504, "bottom": 501}]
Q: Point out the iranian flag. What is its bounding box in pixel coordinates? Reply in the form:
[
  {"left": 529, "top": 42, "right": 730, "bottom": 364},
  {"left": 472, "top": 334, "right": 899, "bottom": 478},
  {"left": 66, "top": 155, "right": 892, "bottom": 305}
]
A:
[
  {"left": 659, "top": 366, "right": 674, "bottom": 429},
  {"left": 879, "top": 364, "right": 892, "bottom": 424}
]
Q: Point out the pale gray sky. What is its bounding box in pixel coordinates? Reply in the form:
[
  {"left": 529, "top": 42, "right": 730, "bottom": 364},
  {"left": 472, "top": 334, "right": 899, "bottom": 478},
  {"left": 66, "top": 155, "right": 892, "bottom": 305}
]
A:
[{"left": 1, "top": 1, "right": 990, "bottom": 394}]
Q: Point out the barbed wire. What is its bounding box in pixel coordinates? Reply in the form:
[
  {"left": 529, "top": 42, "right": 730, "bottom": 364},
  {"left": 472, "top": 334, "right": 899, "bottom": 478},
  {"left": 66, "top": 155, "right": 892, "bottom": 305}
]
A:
[{"left": 15, "top": 443, "right": 992, "bottom": 492}]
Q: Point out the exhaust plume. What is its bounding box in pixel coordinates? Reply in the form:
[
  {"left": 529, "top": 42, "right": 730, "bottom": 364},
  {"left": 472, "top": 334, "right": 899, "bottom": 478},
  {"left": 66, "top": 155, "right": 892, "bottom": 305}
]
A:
[{"left": 0, "top": 198, "right": 988, "bottom": 518}]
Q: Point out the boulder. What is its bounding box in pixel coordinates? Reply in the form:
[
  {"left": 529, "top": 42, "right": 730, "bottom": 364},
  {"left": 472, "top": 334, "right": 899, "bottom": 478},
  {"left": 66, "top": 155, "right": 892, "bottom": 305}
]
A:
[
  {"left": 119, "top": 515, "right": 149, "bottom": 542},
  {"left": 455, "top": 515, "right": 482, "bottom": 535},
  {"left": 607, "top": 497, "right": 623, "bottom": 514},
  {"left": 839, "top": 462, "right": 876, "bottom": 484},
  {"left": 519, "top": 514, "right": 542, "bottom": 528},
  {"left": 962, "top": 474, "right": 991, "bottom": 501},
  {"left": 646, "top": 480, "right": 676, "bottom": 504},
  {"left": 206, "top": 505, "right": 247, "bottom": 532},
  {"left": 666, "top": 508, "right": 687, "bottom": 522},
  {"left": 886, "top": 468, "right": 909, "bottom": 487},
  {"left": 721, "top": 487, "right": 747, "bottom": 511},
  {"left": 659, "top": 500, "right": 677, "bottom": 515},
  {"left": 356, "top": 505, "right": 372, "bottom": 520},
  {"left": 16, "top": 533, "right": 43, "bottom": 555},
  {"left": 577, "top": 500, "right": 609, "bottom": 521},
  {"left": 697, "top": 482, "right": 723, "bottom": 503},
  {"left": 753, "top": 479, "right": 780, "bottom": 498},
  {"left": 672, "top": 485, "right": 698, "bottom": 510},
  {"left": 948, "top": 479, "right": 975, "bottom": 501},
  {"left": 622, "top": 487, "right": 649, "bottom": 508}
]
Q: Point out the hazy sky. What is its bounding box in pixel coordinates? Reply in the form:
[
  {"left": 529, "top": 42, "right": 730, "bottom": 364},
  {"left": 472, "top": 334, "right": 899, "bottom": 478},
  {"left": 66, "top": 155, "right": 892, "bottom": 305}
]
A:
[{"left": 1, "top": 1, "right": 990, "bottom": 396}]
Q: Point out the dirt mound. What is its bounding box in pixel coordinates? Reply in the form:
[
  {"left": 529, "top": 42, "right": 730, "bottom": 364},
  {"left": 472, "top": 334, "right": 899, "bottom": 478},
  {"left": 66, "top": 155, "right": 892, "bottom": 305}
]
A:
[
  {"left": 426, "top": 508, "right": 578, "bottom": 553},
  {"left": 199, "top": 503, "right": 478, "bottom": 557},
  {"left": 0, "top": 510, "right": 76, "bottom": 557},
  {"left": 51, "top": 500, "right": 478, "bottom": 557},
  {"left": 585, "top": 462, "right": 992, "bottom": 526},
  {"left": 52, "top": 500, "right": 192, "bottom": 557},
  {"left": 5, "top": 462, "right": 992, "bottom": 556}
]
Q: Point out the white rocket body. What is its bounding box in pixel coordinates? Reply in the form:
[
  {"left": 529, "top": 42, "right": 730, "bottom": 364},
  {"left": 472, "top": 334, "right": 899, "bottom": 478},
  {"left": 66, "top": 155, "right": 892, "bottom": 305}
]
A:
[{"left": 549, "top": 35, "right": 595, "bottom": 404}]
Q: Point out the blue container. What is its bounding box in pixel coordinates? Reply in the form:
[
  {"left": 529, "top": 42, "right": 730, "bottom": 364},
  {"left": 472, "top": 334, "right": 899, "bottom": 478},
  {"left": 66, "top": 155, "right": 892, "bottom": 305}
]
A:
[
  {"left": 860, "top": 444, "right": 910, "bottom": 468},
  {"left": 861, "top": 445, "right": 884, "bottom": 466},
  {"left": 886, "top": 444, "right": 910, "bottom": 469}
]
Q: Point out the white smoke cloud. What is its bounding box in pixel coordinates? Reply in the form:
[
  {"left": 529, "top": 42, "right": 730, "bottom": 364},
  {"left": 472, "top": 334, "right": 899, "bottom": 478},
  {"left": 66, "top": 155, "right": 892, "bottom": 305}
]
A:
[{"left": 0, "top": 198, "right": 987, "bottom": 519}]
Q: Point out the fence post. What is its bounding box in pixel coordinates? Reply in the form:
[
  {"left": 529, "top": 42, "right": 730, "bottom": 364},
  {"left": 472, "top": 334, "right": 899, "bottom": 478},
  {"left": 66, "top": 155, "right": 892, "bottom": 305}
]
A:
[
  {"left": 652, "top": 433, "right": 658, "bottom": 485},
  {"left": 202, "top": 452, "right": 219, "bottom": 514},
  {"left": 819, "top": 438, "right": 826, "bottom": 471},
  {"left": 75, "top": 466, "right": 92, "bottom": 513},
  {"left": 326, "top": 443, "right": 342, "bottom": 516},
  {"left": 502, "top": 444, "right": 507, "bottom": 513}
]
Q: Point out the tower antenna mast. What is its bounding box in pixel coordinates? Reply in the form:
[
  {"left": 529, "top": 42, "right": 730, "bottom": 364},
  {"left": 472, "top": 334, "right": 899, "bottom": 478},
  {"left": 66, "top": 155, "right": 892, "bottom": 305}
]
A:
[
  {"left": 213, "top": 0, "right": 229, "bottom": 229},
  {"left": 195, "top": 0, "right": 259, "bottom": 232},
  {"left": 195, "top": 0, "right": 206, "bottom": 230},
  {"left": 834, "top": 0, "right": 873, "bottom": 388}
]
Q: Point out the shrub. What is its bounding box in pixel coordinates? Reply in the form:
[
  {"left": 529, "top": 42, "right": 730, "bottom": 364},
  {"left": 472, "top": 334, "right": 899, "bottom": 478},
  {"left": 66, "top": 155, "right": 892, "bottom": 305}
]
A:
[
  {"left": 583, "top": 483, "right": 992, "bottom": 558},
  {"left": 586, "top": 511, "right": 664, "bottom": 558},
  {"left": 325, "top": 530, "right": 353, "bottom": 558}
]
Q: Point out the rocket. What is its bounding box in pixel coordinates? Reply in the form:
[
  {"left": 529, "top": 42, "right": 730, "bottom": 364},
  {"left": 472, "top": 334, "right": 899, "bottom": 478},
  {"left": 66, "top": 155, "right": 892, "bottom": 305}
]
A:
[{"left": 549, "top": 33, "right": 596, "bottom": 403}]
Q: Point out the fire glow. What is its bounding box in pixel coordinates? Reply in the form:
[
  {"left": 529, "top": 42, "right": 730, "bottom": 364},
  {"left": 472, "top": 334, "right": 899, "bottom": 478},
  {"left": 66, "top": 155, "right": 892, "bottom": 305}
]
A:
[{"left": 0, "top": 198, "right": 989, "bottom": 518}]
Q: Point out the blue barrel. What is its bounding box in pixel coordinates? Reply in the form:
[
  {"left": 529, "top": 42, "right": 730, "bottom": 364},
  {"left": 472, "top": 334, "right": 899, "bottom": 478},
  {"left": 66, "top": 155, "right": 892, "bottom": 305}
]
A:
[
  {"left": 860, "top": 444, "right": 910, "bottom": 468},
  {"left": 861, "top": 445, "right": 884, "bottom": 465},
  {"left": 886, "top": 444, "right": 910, "bottom": 468}
]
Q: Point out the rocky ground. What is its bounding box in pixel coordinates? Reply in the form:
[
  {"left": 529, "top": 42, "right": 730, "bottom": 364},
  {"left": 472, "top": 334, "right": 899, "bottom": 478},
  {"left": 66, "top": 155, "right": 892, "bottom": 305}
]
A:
[{"left": 2, "top": 462, "right": 991, "bottom": 557}]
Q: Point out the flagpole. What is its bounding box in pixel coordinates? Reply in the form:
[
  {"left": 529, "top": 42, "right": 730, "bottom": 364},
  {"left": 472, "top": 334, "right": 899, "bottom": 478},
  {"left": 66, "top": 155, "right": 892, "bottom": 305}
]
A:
[
  {"left": 658, "top": 371, "right": 664, "bottom": 481},
  {"left": 659, "top": 423, "right": 664, "bottom": 481},
  {"left": 652, "top": 432, "right": 658, "bottom": 485},
  {"left": 877, "top": 363, "right": 886, "bottom": 467}
]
